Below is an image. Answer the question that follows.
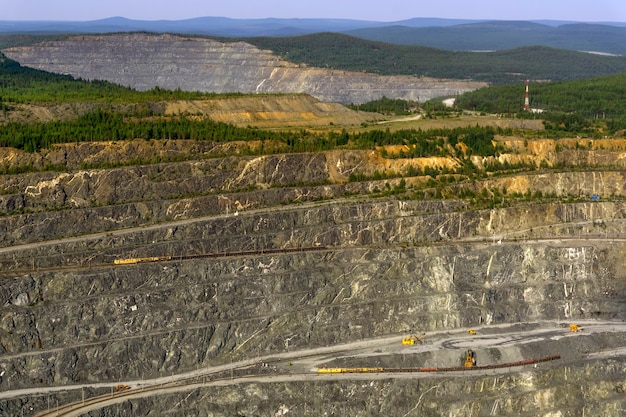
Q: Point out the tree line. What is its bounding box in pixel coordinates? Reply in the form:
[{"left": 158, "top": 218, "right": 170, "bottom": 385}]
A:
[
  {"left": 1, "top": 103, "right": 504, "bottom": 160},
  {"left": 346, "top": 96, "right": 420, "bottom": 115}
]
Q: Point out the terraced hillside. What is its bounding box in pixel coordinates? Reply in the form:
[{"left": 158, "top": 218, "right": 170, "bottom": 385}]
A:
[
  {"left": 0, "top": 107, "right": 625, "bottom": 416},
  {"left": 1, "top": 33, "right": 486, "bottom": 104}
]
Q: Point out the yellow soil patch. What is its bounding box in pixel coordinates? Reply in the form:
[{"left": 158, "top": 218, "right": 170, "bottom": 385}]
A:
[{"left": 164, "top": 95, "right": 384, "bottom": 128}]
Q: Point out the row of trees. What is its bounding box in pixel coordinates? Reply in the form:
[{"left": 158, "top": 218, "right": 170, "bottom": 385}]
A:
[
  {"left": 1, "top": 108, "right": 505, "bottom": 160},
  {"left": 349, "top": 125, "right": 504, "bottom": 157},
  {"left": 347, "top": 96, "right": 420, "bottom": 115},
  {"left": 1, "top": 110, "right": 300, "bottom": 151}
]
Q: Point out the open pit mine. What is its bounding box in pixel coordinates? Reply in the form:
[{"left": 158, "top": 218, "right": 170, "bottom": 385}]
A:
[
  {"left": 1, "top": 33, "right": 486, "bottom": 104},
  {"left": 0, "top": 134, "right": 622, "bottom": 416},
  {"left": 0, "top": 34, "right": 624, "bottom": 417}
]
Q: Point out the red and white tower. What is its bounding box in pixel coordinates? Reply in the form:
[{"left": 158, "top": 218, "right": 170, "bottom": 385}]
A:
[{"left": 524, "top": 79, "right": 530, "bottom": 111}]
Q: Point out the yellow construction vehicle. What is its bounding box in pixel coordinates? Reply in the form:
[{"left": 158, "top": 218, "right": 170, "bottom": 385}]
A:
[
  {"left": 402, "top": 332, "right": 426, "bottom": 345},
  {"left": 114, "top": 384, "right": 131, "bottom": 392},
  {"left": 569, "top": 324, "right": 583, "bottom": 332},
  {"left": 464, "top": 349, "right": 476, "bottom": 367},
  {"left": 467, "top": 329, "right": 477, "bottom": 335}
]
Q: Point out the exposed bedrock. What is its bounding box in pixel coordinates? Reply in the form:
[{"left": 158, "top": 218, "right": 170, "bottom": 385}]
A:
[{"left": 2, "top": 33, "right": 486, "bottom": 104}]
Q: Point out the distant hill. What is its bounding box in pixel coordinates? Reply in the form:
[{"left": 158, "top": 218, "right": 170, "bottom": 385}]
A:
[
  {"left": 245, "top": 33, "right": 626, "bottom": 84},
  {"left": 1, "top": 17, "right": 625, "bottom": 54},
  {"left": 0, "top": 16, "right": 474, "bottom": 37},
  {"left": 347, "top": 21, "right": 626, "bottom": 55},
  {"left": 4, "top": 31, "right": 626, "bottom": 89}
]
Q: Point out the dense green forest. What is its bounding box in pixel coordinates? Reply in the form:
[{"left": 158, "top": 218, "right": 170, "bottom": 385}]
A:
[
  {"left": 244, "top": 33, "right": 626, "bottom": 85},
  {"left": 347, "top": 74, "right": 626, "bottom": 135},
  {"left": 449, "top": 74, "right": 626, "bottom": 133},
  {"left": 455, "top": 74, "right": 626, "bottom": 116},
  {"left": 0, "top": 34, "right": 71, "bottom": 50}
]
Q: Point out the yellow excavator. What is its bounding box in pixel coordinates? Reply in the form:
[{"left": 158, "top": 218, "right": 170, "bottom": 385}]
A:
[
  {"left": 464, "top": 349, "right": 477, "bottom": 367},
  {"left": 402, "top": 332, "right": 426, "bottom": 345},
  {"left": 569, "top": 324, "right": 583, "bottom": 332}
]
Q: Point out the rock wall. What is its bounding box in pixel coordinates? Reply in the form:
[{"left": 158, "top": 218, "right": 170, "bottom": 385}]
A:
[
  {"left": 0, "top": 139, "right": 625, "bottom": 415},
  {"left": 1, "top": 142, "right": 626, "bottom": 247},
  {"left": 2, "top": 33, "right": 486, "bottom": 104},
  {"left": 0, "top": 198, "right": 624, "bottom": 414}
]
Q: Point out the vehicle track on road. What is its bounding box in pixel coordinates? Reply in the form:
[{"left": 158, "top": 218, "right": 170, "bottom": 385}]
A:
[{"left": 7, "top": 320, "right": 623, "bottom": 417}]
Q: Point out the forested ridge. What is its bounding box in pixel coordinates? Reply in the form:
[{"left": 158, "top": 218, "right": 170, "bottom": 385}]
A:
[
  {"left": 4, "top": 32, "right": 626, "bottom": 86},
  {"left": 243, "top": 33, "right": 626, "bottom": 84},
  {"left": 0, "top": 33, "right": 71, "bottom": 50},
  {"left": 346, "top": 22, "right": 626, "bottom": 55}
]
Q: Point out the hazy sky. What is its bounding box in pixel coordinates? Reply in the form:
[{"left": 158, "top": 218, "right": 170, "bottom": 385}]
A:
[{"left": 3, "top": 0, "right": 626, "bottom": 22}]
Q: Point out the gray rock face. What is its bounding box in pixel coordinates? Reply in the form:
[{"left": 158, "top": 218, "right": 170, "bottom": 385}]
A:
[
  {"left": 1, "top": 144, "right": 625, "bottom": 246},
  {"left": 2, "top": 33, "right": 486, "bottom": 104},
  {"left": 0, "top": 197, "right": 624, "bottom": 416},
  {"left": 0, "top": 140, "right": 624, "bottom": 415}
]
